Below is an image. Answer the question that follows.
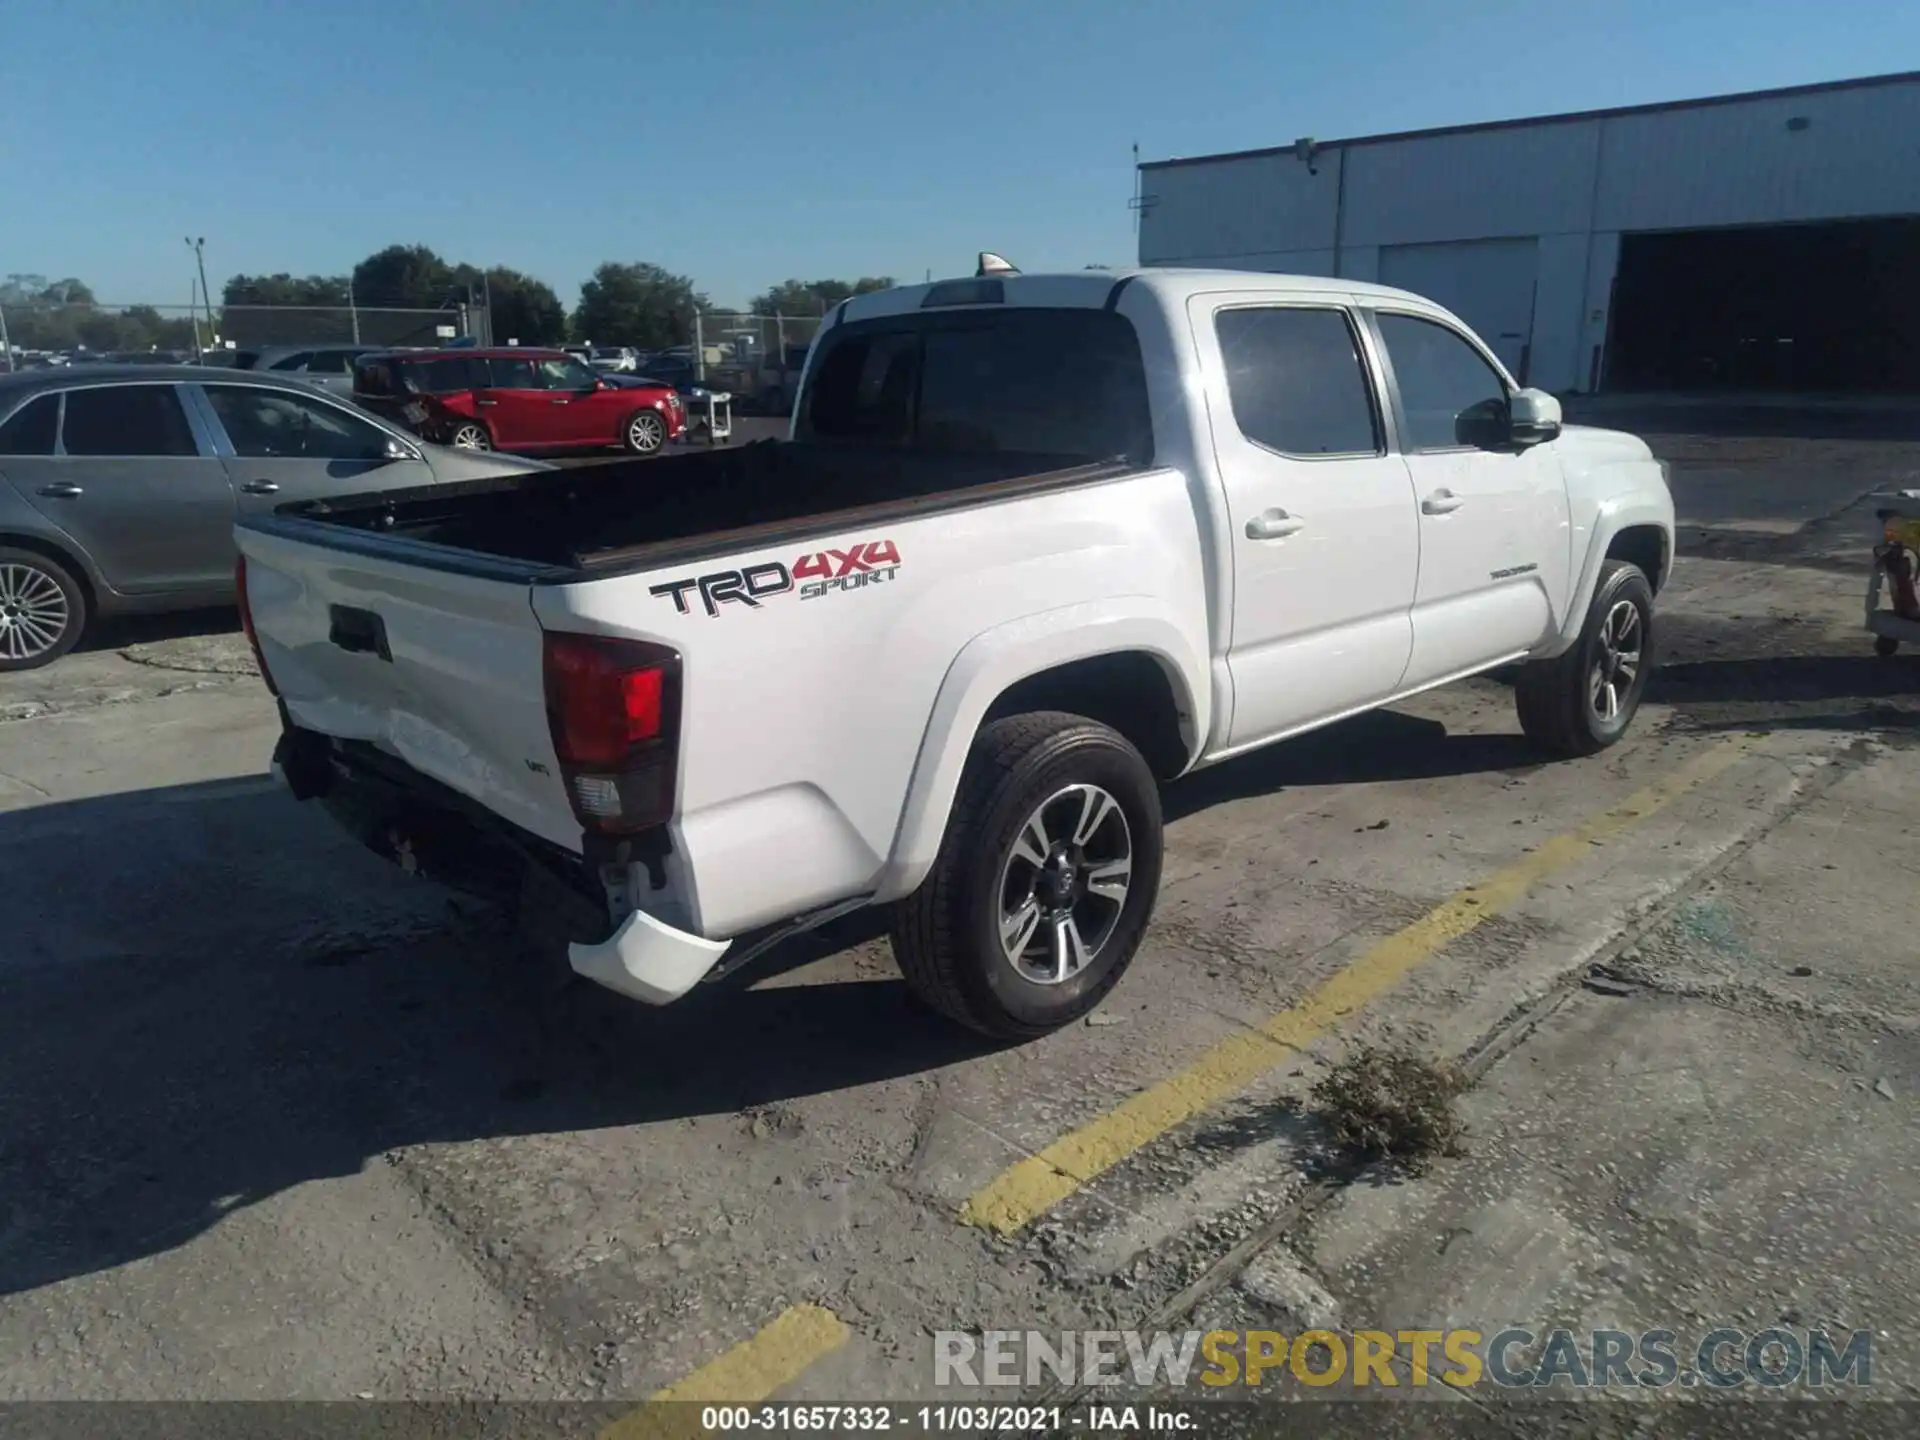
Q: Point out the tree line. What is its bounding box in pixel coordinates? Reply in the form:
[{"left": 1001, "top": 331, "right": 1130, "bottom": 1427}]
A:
[{"left": 3, "top": 246, "right": 896, "bottom": 355}]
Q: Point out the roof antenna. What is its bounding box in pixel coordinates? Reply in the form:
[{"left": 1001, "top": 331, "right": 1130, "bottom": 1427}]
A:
[{"left": 976, "top": 252, "right": 1019, "bottom": 277}]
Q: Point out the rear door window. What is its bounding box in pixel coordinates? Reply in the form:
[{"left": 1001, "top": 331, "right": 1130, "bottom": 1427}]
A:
[
  {"left": 302, "top": 350, "right": 354, "bottom": 375},
  {"left": 60, "top": 385, "right": 200, "bottom": 457},
  {"left": 0, "top": 393, "right": 60, "bottom": 455},
  {"left": 799, "top": 308, "right": 1152, "bottom": 461},
  {"left": 1214, "top": 306, "right": 1382, "bottom": 456},
  {"left": 267, "top": 351, "right": 315, "bottom": 372},
  {"left": 410, "top": 357, "right": 480, "bottom": 394}
]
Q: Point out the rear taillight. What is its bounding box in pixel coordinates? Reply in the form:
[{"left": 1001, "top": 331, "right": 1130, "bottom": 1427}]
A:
[
  {"left": 234, "top": 554, "right": 280, "bottom": 697},
  {"left": 542, "top": 632, "right": 681, "bottom": 835}
]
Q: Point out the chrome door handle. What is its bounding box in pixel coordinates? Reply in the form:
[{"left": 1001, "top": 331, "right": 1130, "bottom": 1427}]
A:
[
  {"left": 550, "top": 398, "right": 570, "bottom": 405},
  {"left": 1422, "top": 489, "right": 1466, "bottom": 515},
  {"left": 475, "top": 398, "right": 498, "bottom": 408},
  {"left": 241, "top": 480, "right": 279, "bottom": 495},
  {"left": 1245, "top": 508, "right": 1306, "bottom": 540},
  {"left": 36, "top": 482, "right": 84, "bottom": 498}
]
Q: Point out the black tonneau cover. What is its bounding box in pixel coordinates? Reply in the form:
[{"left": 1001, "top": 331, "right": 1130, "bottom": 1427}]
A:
[{"left": 268, "top": 440, "right": 1137, "bottom": 581}]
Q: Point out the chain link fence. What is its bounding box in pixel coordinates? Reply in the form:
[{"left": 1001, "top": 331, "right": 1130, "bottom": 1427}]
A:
[
  {"left": 683, "top": 312, "right": 825, "bottom": 412},
  {"left": 0, "top": 301, "right": 486, "bottom": 368}
]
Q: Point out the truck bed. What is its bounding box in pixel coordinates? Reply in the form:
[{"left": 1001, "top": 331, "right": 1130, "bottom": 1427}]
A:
[{"left": 267, "top": 440, "right": 1133, "bottom": 578}]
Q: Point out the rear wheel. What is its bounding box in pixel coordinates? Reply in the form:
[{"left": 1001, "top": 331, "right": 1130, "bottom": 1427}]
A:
[
  {"left": 0, "top": 546, "right": 86, "bottom": 671},
  {"left": 623, "top": 409, "right": 667, "bottom": 456},
  {"left": 1515, "top": 559, "right": 1654, "bottom": 756},
  {"left": 448, "top": 421, "right": 492, "bottom": 452},
  {"left": 891, "top": 712, "right": 1163, "bottom": 1040}
]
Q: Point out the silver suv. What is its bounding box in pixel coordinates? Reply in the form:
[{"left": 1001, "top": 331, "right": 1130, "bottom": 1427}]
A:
[{"left": 0, "top": 367, "right": 545, "bottom": 669}]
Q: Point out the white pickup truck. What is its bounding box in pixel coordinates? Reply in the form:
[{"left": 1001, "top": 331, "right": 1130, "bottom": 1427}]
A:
[{"left": 236, "top": 264, "right": 1674, "bottom": 1039}]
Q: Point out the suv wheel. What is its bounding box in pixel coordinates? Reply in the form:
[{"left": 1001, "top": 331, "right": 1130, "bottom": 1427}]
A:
[
  {"left": 891, "top": 711, "right": 1163, "bottom": 1039},
  {"left": 624, "top": 409, "right": 667, "bottom": 456},
  {"left": 0, "top": 546, "right": 87, "bottom": 671},
  {"left": 1515, "top": 559, "right": 1655, "bottom": 756},
  {"left": 449, "top": 421, "right": 492, "bottom": 451}
]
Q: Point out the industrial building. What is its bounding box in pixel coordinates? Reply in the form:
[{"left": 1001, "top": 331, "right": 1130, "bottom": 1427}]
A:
[{"left": 1135, "top": 71, "right": 1920, "bottom": 395}]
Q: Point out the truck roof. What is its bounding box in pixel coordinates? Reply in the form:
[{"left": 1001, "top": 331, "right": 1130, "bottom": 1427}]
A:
[{"left": 837, "top": 267, "right": 1440, "bottom": 327}]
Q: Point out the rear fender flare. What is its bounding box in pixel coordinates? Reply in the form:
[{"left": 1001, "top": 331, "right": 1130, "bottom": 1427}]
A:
[{"left": 868, "top": 600, "right": 1207, "bottom": 905}]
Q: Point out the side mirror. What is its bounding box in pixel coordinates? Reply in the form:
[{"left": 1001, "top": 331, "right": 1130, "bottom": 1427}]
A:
[
  {"left": 1507, "top": 388, "right": 1562, "bottom": 447},
  {"left": 384, "top": 437, "right": 419, "bottom": 462}
]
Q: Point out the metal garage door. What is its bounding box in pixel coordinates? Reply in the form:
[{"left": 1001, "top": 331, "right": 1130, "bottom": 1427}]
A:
[{"left": 1378, "top": 238, "right": 1540, "bottom": 381}]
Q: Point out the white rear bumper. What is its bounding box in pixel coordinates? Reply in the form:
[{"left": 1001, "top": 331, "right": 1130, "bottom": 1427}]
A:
[{"left": 567, "top": 907, "right": 732, "bottom": 1005}]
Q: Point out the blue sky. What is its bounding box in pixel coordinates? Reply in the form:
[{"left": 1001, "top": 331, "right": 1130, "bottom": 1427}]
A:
[{"left": 1, "top": 0, "right": 1912, "bottom": 310}]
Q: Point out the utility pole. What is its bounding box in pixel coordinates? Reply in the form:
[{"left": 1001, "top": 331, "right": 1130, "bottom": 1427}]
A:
[
  {"left": 348, "top": 278, "right": 361, "bottom": 344},
  {"left": 185, "top": 237, "right": 214, "bottom": 348}
]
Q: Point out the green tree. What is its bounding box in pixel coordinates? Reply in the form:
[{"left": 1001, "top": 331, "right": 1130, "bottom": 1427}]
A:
[
  {"left": 572, "top": 262, "right": 706, "bottom": 349},
  {"left": 749, "top": 276, "right": 893, "bottom": 316},
  {"left": 223, "top": 272, "right": 351, "bottom": 307},
  {"left": 350, "top": 244, "right": 458, "bottom": 309},
  {"left": 482, "top": 266, "right": 567, "bottom": 345}
]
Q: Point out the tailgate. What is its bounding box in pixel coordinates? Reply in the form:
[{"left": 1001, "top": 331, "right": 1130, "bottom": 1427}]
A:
[{"left": 237, "top": 527, "right": 577, "bottom": 851}]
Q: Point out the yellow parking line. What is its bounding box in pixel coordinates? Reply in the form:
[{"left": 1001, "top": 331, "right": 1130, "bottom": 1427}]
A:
[
  {"left": 960, "top": 735, "right": 1756, "bottom": 1236},
  {"left": 600, "top": 1304, "right": 850, "bottom": 1440}
]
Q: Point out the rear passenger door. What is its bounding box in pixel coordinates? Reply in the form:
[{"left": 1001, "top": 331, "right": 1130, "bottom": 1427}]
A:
[
  {"left": 1189, "top": 297, "right": 1421, "bottom": 747},
  {"left": 7, "top": 383, "right": 237, "bottom": 596}
]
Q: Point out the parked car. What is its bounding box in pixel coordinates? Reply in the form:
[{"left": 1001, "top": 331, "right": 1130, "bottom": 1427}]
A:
[
  {"left": 0, "top": 366, "right": 547, "bottom": 669},
  {"left": 192, "top": 348, "right": 263, "bottom": 369},
  {"left": 351, "top": 347, "right": 686, "bottom": 456},
  {"left": 236, "top": 266, "right": 1675, "bottom": 1037},
  {"left": 244, "top": 344, "right": 383, "bottom": 396},
  {"left": 589, "top": 346, "right": 641, "bottom": 374}
]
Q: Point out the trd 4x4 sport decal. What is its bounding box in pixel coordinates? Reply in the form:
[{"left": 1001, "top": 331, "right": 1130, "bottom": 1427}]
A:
[{"left": 648, "top": 539, "right": 902, "bottom": 618}]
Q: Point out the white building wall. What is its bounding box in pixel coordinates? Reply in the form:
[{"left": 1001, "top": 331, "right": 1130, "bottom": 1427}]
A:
[
  {"left": 1137, "top": 74, "right": 1920, "bottom": 393},
  {"left": 1594, "top": 82, "right": 1920, "bottom": 231},
  {"left": 1338, "top": 121, "right": 1602, "bottom": 246}
]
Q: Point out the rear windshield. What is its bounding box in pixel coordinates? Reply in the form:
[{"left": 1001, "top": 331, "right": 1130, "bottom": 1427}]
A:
[
  {"left": 796, "top": 307, "right": 1153, "bottom": 463},
  {"left": 353, "top": 358, "right": 396, "bottom": 395}
]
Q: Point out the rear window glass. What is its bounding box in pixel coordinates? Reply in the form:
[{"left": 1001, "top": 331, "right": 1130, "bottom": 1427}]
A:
[
  {"left": 0, "top": 392, "right": 59, "bottom": 455},
  {"left": 353, "top": 359, "right": 395, "bottom": 395},
  {"left": 799, "top": 308, "right": 1153, "bottom": 462}
]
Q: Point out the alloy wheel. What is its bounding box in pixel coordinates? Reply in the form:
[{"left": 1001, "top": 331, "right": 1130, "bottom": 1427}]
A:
[
  {"left": 0, "top": 561, "right": 72, "bottom": 663},
  {"left": 629, "top": 412, "right": 665, "bottom": 454},
  {"left": 1589, "top": 598, "right": 1644, "bottom": 724},
  {"left": 996, "top": 783, "right": 1133, "bottom": 985}
]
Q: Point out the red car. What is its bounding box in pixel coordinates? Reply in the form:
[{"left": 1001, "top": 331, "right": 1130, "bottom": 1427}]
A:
[{"left": 350, "top": 348, "right": 686, "bottom": 456}]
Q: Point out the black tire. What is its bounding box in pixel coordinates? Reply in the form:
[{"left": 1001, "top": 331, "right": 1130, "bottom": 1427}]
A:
[
  {"left": 0, "top": 545, "right": 87, "bottom": 671},
  {"left": 1874, "top": 635, "right": 1900, "bottom": 658},
  {"left": 623, "top": 407, "right": 667, "bottom": 456},
  {"left": 1515, "top": 559, "right": 1655, "bottom": 757},
  {"left": 447, "top": 420, "right": 493, "bottom": 452},
  {"left": 891, "top": 711, "right": 1163, "bottom": 1040}
]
